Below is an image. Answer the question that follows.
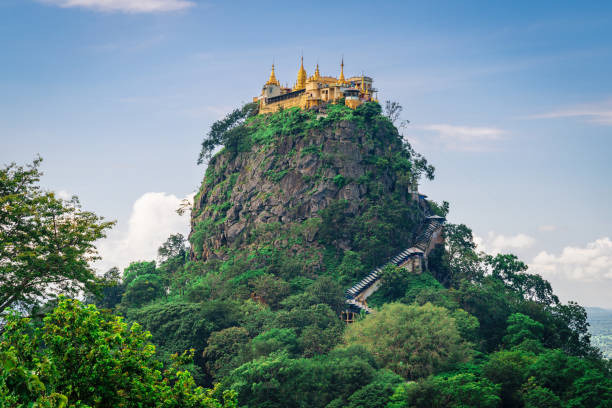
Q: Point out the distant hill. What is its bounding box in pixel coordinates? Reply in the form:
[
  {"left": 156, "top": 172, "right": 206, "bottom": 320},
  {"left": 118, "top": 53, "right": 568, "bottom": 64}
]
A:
[{"left": 587, "top": 307, "right": 612, "bottom": 358}]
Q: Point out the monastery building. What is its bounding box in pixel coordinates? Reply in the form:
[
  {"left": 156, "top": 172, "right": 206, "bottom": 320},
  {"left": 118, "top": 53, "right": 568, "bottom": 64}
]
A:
[{"left": 254, "top": 58, "right": 377, "bottom": 114}]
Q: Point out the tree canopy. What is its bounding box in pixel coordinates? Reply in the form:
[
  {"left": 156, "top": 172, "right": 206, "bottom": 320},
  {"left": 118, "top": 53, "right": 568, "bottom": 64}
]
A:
[
  {"left": 0, "top": 298, "right": 237, "bottom": 408},
  {"left": 0, "top": 158, "right": 114, "bottom": 315}
]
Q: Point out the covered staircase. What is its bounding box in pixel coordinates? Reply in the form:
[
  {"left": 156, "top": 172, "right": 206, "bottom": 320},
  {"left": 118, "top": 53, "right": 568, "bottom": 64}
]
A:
[{"left": 342, "top": 215, "right": 445, "bottom": 321}]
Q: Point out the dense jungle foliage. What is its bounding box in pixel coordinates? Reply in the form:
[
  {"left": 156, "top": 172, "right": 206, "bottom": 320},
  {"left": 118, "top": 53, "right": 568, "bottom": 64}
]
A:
[{"left": 1, "top": 102, "right": 611, "bottom": 407}]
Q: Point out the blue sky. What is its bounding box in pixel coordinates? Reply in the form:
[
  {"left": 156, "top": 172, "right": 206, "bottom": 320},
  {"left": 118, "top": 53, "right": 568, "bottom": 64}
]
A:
[{"left": 1, "top": 0, "right": 611, "bottom": 307}]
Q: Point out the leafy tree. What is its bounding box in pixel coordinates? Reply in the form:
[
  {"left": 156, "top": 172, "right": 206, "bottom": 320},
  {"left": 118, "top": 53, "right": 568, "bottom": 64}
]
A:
[
  {"left": 90, "top": 267, "right": 125, "bottom": 310},
  {"left": 344, "top": 303, "right": 472, "bottom": 379},
  {"left": 158, "top": 233, "right": 188, "bottom": 263},
  {"left": 566, "top": 368, "right": 612, "bottom": 408},
  {"left": 249, "top": 273, "right": 290, "bottom": 309},
  {"left": 383, "top": 100, "right": 403, "bottom": 125},
  {"left": 454, "top": 277, "right": 515, "bottom": 351},
  {"left": 551, "top": 301, "right": 597, "bottom": 357},
  {"left": 450, "top": 308, "right": 481, "bottom": 343},
  {"left": 0, "top": 158, "right": 114, "bottom": 314},
  {"left": 387, "top": 373, "right": 500, "bottom": 408},
  {"left": 249, "top": 328, "right": 298, "bottom": 358},
  {"left": 224, "top": 347, "right": 378, "bottom": 408},
  {"left": 303, "top": 275, "right": 345, "bottom": 314},
  {"left": 503, "top": 313, "right": 545, "bottom": 348},
  {"left": 485, "top": 254, "right": 559, "bottom": 306},
  {"left": 379, "top": 264, "right": 410, "bottom": 300},
  {"left": 521, "top": 379, "right": 563, "bottom": 408},
  {"left": 127, "top": 302, "right": 217, "bottom": 373},
  {"left": 275, "top": 303, "right": 344, "bottom": 357},
  {"left": 443, "top": 223, "right": 483, "bottom": 286},
  {"left": 345, "top": 370, "right": 404, "bottom": 408},
  {"left": 197, "top": 102, "right": 258, "bottom": 164},
  {"left": 123, "top": 260, "right": 157, "bottom": 286},
  {"left": 122, "top": 273, "right": 166, "bottom": 308},
  {"left": 527, "top": 349, "right": 587, "bottom": 397},
  {"left": 0, "top": 298, "right": 237, "bottom": 407},
  {"left": 335, "top": 250, "right": 365, "bottom": 285},
  {"left": 203, "top": 326, "right": 250, "bottom": 380},
  {"left": 483, "top": 350, "right": 534, "bottom": 408}
]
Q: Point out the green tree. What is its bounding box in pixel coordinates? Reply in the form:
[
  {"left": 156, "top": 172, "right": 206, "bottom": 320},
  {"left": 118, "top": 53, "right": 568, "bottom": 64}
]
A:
[
  {"left": 503, "top": 313, "right": 545, "bottom": 348},
  {"left": 249, "top": 328, "right": 298, "bottom": 358},
  {"left": 443, "top": 223, "right": 482, "bottom": 286},
  {"left": 551, "top": 301, "right": 597, "bottom": 357},
  {"left": 566, "top": 368, "right": 612, "bottom": 408},
  {"left": 224, "top": 347, "right": 378, "bottom": 408},
  {"left": 387, "top": 373, "right": 500, "bottom": 408},
  {"left": 485, "top": 254, "right": 559, "bottom": 306},
  {"left": 0, "top": 298, "right": 237, "bottom": 407},
  {"left": 303, "top": 276, "right": 346, "bottom": 314},
  {"left": 335, "top": 250, "right": 365, "bottom": 285},
  {"left": 197, "top": 102, "right": 258, "bottom": 164},
  {"left": 123, "top": 260, "right": 157, "bottom": 285},
  {"left": 249, "top": 273, "right": 290, "bottom": 309},
  {"left": 483, "top": 350, "right": 534, "bottom": 408},
  {"left": 158, "top": 233, "right": 188, "bottom": 263},
  {"left": 344, "top": 303, "right": 472, "bottom": 379},
  {"left": 521, "top": 379, "right": 562, "bottom": 408},
  {"left": 379, "top": 264, "right": 410, "bottom": 300},
  {"left": 90, "top": 267, "right": 125, "bottom": 310},
  {"left": 203, "top": 327, "right": 250, "bottom": 380},
  {"left": 345, "top": 370, "right": 403, "bottom": 408},
  {"left": 0, "top": 158, "right": 114, "bottom": 314},
  {"left": 275, "top": 303, "right": 344, "bottom": 357},
  {"left": 454, "top": 277, "right": 515, "bottom": 351},
  {"left": 122, "top": 273, "right": 166, "bottom": 308}
]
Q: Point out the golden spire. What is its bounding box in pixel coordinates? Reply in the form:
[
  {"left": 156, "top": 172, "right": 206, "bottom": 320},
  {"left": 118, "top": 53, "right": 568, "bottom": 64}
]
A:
[
  {"left": 313, "top": 63, "right": 321, "bottom": 80},
  {"left": 266, "top": 63, "right": 280, "bottom": 86},
  {"left": 338, "top": 57, "right": 346, "bottom": 84},
  {"left": 360, "top": 74, "right": 365, "bottom": 91},
  {"left": 294, "top": 55, "right": 307, "bottom": 90}
]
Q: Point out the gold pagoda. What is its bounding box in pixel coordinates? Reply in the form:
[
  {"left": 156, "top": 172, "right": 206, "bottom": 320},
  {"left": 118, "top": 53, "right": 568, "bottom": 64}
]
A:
[{"left": 254, "top": 57, "right": 376, "bottom": 114}]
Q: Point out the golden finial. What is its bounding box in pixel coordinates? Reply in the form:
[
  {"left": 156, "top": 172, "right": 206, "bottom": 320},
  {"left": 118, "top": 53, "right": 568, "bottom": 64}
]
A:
[
  {"left": 294, "top": 55, "right": 307, "bottom": 90},
  {"left": 266, "top": 63, "right": 280, "bottom": 86},
  {"left": 314, "top": 63, "right": 321, "bottom": 80},
  {"left": 338, "top": 56, "right": 346, "bottom": 84}
]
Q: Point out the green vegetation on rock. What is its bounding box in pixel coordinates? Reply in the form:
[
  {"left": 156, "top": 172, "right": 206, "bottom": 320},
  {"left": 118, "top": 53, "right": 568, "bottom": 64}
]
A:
[{"left": 3, "top": 102, "right": 611, "bottom": 407}]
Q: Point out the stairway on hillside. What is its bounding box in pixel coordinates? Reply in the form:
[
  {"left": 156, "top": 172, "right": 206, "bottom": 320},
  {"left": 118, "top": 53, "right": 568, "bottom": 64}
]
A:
[{"left": 342, "top": 216, "right": 445, "bottom": 319}]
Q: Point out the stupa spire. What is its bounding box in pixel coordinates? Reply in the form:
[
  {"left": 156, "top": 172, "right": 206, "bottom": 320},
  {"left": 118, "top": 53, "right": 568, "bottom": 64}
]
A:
[
  {"left": 338, "top": 57, "right": 346, "bottom": 83},
  {"left": 266, "top": 63, "right": 280, "bottom": 86},
  {"left": 295, "top": 55, "right": 307, "bottom": 90}
]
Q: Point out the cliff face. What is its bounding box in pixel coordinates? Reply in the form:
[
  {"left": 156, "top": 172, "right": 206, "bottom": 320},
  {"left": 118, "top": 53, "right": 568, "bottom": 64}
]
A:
[{"left": 190, "top": 103, "right": 433, "bottom": 272}]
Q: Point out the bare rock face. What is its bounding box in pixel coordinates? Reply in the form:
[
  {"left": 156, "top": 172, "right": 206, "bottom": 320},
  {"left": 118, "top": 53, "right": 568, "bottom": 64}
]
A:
[{"left": 190, "top": 115, "right": 423, "bottom": 261}]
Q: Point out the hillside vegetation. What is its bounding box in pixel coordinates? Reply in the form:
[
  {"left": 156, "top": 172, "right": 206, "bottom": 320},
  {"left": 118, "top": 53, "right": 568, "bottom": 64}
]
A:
[{"left": 1, "top": 102, "right": 610, "bottom": 407}]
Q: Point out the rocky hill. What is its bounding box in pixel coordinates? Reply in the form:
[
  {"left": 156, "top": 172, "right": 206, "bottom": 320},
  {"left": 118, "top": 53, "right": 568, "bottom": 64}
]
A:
[{"left": 190, "top": 102, "right": 438, "bottom": 279}]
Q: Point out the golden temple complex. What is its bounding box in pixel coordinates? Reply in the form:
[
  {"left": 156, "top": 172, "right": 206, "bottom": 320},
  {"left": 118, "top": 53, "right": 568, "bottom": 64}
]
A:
[{"left": 254, "top": 58, "right": 377, "bottom": 114}]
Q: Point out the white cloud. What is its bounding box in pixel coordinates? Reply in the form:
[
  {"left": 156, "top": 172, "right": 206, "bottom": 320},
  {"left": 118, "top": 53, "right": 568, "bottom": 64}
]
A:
[
  {"left": 95, "top": 192, "right": 193, "bottom": 273},
  {"left": 38, "top": 0, "right": 195, "bottom": 13},
  {"left": 412, "top": 124, "right": 506, "bottom": 151},
  {"left": 56, "top": 189, "right": 73, "bottom": 200},
  {"left": 529, "top": 100, "right": 612, "bottom": 125},
  {"left": 475, "top": 231, "right": 536, "bottom": 255},
  {"left": 530, "top": 237, "right": 612, "bottom": 282}
]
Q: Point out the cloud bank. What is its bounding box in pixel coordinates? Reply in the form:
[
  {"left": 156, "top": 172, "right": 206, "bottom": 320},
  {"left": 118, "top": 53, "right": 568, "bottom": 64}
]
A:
[
  {"left": 39, "top": 0, "right": 195, "bottom": 13},
  {"left": 474, "top": 231, "right": 536, "bottom": 255},
  {"left": 95, "top": 192, "right": 192, "bottom": 273},
  {"left": 413, "top": 124, "right": 506, "bottom": 151},
  {"left": 530, "top": 237, "right": 612, "bottom": 281},
  {"left": 529, "top": 100, "right": 612, "bottom": 125}
]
